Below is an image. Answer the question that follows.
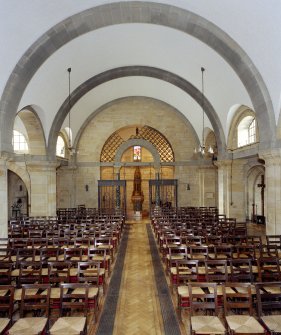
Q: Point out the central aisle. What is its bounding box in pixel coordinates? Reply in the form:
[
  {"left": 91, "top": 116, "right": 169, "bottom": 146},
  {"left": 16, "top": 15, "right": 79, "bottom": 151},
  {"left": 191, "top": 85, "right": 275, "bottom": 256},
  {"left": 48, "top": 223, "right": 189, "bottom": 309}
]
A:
[{"left": 113, "top": 220, "right": 165, "bottom": 334}]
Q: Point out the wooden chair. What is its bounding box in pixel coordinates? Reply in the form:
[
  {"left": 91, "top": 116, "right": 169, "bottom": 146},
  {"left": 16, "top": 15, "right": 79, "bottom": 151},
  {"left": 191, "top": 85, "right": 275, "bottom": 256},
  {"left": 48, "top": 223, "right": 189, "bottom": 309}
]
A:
[
  {"left": 49, "top": 283, "right": 90, "bottom": 334},
  {"left": 88, "top": 247, "right": 111, "bottom": 274},
  {"left": 166, "top": 246, "right": 187, "bottom": 273},
  {"left": 233, "top": 245, "right": 258, "bottom": 260},
  {"left": 223, "top": 282, "right": 265, "bottom": 335},
  {"left": 0, "top": 262, "right": 13, "bottom": 285},
  {"left": 176, "top": 260, "right": 199, "bottom": 318},
  {"left": 77, "top": 261, "right": 100, "bottom": 319},
  {"left": 0, "top": 285, "right": 14, "bottom": 335},
  {"left": 189, "top": 245, "right": 209, "bottom": 260},
  {"left": 18, "top": 261, "right": 43, "bottom": 286},
  {"left": 229, "top": 258, "right": 254, "bottom": 283},
  {"left": 259, "top": 244, "right": 279, "bottom": 258},
  {"left": 64, "top": 248, "right": 88, "bottom": 264},
  {"left": 188, "top": 282, "right": 226, "bottom": 335},
  {"left": 255, "top": 281, "right": 281, "bottom": 335},
  {"left": 212, "top": 245, "right": 233, "bottom": 260},
  {"left": 95, "top": 236, "right": 114, "bottom": 261},
  {"left": 266, "top": 235, "right": 281, "bottom": 248},
  {"left": 257, "top": 257, "right": 281, "bottom": 282},
  {"left": 8, "top": 284, "right": 50, "bottom": 335}
]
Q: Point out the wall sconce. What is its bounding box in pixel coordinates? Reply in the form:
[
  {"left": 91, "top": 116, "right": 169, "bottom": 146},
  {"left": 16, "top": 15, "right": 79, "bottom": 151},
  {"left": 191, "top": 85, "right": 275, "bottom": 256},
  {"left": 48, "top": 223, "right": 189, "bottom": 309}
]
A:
[
  {"left": 19, "top": 185, "right": 22, "bottom": 192},
  {"left": 186, "top": 183, "right": 190, "bottom": 191},
  {"left": 85, "top": 185, "right": 89, "bottom": 192}
]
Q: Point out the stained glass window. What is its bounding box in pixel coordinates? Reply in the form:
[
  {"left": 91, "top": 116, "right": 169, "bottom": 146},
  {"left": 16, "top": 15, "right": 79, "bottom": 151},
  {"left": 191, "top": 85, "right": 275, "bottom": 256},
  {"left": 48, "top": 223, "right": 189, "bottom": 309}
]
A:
[{"left": 133, "top": 146, "right": 141, "bottom": 161}]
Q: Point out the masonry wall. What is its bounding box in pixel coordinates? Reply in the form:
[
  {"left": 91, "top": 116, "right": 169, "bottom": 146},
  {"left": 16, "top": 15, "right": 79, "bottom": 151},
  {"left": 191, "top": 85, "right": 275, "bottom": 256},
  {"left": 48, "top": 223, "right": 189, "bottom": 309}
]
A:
[{"left": 57, "top": 97, "right": 218, "bottom": 212}]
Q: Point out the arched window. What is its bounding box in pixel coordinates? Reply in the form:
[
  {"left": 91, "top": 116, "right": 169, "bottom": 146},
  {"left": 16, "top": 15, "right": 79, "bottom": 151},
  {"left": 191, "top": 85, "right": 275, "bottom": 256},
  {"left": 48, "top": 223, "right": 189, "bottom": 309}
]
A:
[
  {"left": 56, "top": 135, "right": 66, "bottom": 157},
  {"left": 12, "top": 130, "right": 28, "bottom": 152},
  {"left": 237, "top": 116, "right": 256, "bottom": 147}
]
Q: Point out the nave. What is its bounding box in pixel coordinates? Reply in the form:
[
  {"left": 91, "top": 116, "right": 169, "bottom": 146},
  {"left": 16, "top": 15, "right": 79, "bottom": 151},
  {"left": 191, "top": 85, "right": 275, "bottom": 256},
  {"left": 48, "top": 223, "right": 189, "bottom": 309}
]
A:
[
  {"left": 91, "top": 219, "right": 183, "bottom": 334},
  {"left": 90, "top": 220, "right": 265, "bottom": 335}
]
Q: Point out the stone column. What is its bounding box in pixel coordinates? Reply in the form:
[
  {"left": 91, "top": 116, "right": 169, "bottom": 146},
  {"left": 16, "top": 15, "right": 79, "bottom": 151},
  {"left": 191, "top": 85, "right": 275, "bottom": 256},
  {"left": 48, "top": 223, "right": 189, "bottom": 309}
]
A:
[
  {"left": 0, "top": 157, "right": 8, "bottom": 237},
  {"left": 261, "top": 150, "right": 281, "bottom": 234},
  {"left": 215, "top": 160, "right": 230, "bottom": 216},
  {"left": 27, "top": 161, "right": 58, "bottom": 217}
]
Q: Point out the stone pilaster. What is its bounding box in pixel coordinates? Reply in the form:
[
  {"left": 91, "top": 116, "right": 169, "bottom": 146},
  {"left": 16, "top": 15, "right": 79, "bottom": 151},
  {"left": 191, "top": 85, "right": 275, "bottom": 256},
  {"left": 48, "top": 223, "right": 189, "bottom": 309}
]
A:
[
  {"left": 260, "top": 149, "right": 281, "bottom": 234},
  {"left": 27, "top": 161, "right": 58, "bottom": 217},
  {"left": 215, "top": 159, "right": 247, "bottom": 220},
  {"left": 0, "top": 157, "right": 8, "bottom": 237}
]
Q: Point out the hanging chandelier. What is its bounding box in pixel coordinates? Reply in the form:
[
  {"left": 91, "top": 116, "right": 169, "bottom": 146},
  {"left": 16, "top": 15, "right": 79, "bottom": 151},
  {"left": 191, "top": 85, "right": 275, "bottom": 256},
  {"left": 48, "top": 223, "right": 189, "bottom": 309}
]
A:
[
  {"left": 67, "top": 67, "right": 75, "bottom": 155},
  {"left": 196, "top": 67, "right": 214, "bottom": 156}
]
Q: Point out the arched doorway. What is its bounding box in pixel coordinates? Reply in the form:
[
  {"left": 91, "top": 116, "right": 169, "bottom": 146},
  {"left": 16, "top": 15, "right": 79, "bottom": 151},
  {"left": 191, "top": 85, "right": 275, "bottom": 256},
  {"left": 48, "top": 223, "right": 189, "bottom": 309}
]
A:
[
  {"left": 8, "top": 170, "right": 29, "bottom": 219},
  {"left": 247, "top": 165, "right": 265, "bottom": 224}
]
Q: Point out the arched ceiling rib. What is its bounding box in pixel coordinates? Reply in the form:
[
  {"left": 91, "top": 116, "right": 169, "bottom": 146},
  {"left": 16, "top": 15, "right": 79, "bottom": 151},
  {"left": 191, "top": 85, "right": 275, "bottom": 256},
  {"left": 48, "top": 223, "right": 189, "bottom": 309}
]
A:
[{"left": 0, "top": 1, "right": 278, "bottom": 154}]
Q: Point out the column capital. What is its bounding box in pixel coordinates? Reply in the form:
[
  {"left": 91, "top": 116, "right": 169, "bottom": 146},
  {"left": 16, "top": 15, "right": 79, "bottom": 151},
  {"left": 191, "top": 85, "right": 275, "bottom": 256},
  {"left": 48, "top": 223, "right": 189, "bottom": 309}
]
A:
[{"left": 259, "top": 149, "right": 281, "bottom": 165}]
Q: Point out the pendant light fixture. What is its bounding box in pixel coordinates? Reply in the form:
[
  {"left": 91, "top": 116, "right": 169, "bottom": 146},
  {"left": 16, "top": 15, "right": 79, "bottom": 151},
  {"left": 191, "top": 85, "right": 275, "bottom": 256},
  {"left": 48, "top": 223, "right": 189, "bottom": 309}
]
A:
[
  {"left": 67, "top": 67, "right": 75, "bottom": 155},
  {"left": 197, "top": 67, "right": 213, "bottom": 156}
]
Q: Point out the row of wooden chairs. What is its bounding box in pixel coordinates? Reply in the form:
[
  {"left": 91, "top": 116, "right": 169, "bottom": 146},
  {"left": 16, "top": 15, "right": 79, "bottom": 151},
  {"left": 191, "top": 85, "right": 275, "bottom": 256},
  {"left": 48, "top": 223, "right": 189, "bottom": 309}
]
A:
[
  {"left": 172, "top": 258, "right": 281, "bottom": 291},
  {"left": 0, "top": 282, "right": 98, "bottom": 335},
  {"left": 180, "top": 281, "right": 281, "bottom": 335},
  {"left": 0, "top": 260, "right": 106, "bottom": 292}
]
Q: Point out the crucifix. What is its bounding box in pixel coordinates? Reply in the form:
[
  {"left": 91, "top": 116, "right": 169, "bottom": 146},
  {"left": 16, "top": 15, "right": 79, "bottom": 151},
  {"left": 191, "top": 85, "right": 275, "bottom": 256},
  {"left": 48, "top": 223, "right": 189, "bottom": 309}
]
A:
[{"left": 257, "top": 174, "right": 265, "bottom": 217}]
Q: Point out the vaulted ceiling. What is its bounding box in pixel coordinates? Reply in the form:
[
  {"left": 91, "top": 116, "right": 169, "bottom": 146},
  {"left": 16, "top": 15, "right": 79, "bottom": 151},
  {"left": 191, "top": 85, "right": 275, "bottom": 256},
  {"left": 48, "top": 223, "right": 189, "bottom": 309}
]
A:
[{"left": 0, "top": 0, "right": 280, "bottom": 155}]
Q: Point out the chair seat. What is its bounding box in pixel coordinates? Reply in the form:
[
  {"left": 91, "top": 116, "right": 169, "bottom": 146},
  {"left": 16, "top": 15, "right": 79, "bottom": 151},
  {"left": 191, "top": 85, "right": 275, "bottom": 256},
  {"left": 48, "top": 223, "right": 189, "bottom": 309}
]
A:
[
  {"left": 209, "top": 286, "right": 235, "bottom": 296},
  {"left": 14, "top": 288, "right": 39, "bottom": 301},
  {"left": 9, "top": 317, "right": 47, "bottom": 335},
  {"left": 0, "top": 318, "right": 10, "bottom": 333},
  {"left": 42, "top": 268, "right": 48, "bottom": 276},
  {"left": 263, "top": 286, "right": 281, "bottom": 294},
  {"left": 261, "top": 315, "right": 281, "bottom": 332},
  {"left": 11, "top": 269, "right": 20, "bottom": 276},
  {"left": 236, "top": 285, "right": 256, "bottom": 295},
  {"left": 70, "top": 268, "right": 78, "bottom": 276},
  {"left": 41, "top": 288, "right": 68, "bottom": 299},
  {"left": 0, "top": 289, "right": 8, "bottom": 296},
  {"left": 50, "top": 316, "right": 86, "bottom": 335},
  {"left": 178, "top": 286, "right": 204, "bottom": 297},
  {"left": 226, "top": 315, "right": 264, "bottom": 333},
  {"left": 70, "top": 256, "right": 88, "bottom": 261},
  {"left": 73, "top": 287, "right": 98, "bottom": 298},
  {"left": 191, "top": 315, "right": 226, "bottom": 334},
  {"left": 166, "top": 255, "right": 185, "bottom": 260}
]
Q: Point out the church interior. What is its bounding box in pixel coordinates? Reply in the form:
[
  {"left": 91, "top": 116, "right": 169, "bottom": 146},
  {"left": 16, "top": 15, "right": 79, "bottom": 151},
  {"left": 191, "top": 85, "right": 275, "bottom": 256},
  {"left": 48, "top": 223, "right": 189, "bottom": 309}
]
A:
[{"left": 1, "top": 1, "right": 281, "bottom": 334}]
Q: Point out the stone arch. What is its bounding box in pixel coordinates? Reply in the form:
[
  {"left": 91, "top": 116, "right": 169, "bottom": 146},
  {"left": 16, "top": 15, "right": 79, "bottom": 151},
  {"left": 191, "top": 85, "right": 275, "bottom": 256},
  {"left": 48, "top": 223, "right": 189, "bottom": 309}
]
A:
[
  {"left": 17, "top": 106, "right": 46, "bottom": 155},
  {"left": 48, "top": 68, "right": 223, "bottom": 159},
  {"left": 115, "top": 139, "right": 161, "bottom": 169},
  {"left": 0, "top": 2, "right": 275, "bottom": 154},
  {"left": 7, "top": 162, "right": 31, "bottom": 197}
]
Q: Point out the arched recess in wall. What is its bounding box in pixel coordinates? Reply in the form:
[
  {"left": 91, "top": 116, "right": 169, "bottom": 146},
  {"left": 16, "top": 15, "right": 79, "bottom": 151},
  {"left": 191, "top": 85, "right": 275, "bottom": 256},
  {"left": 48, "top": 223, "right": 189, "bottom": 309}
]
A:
[
  {"left": 17, "top": 106, "right": 46, "bottom": 156},
  {"left": 73, "top": 97, "right": 198, "bottom": 163},
  {"left": 0, "top": 2, "right": 275, "bottom": 155},
  {"left": 227, "top": 105, "right": 259, "bottom": 151},
  {"left": 100, "top": 125, "right": 174, "bottom": 164},
  {"left": 246, "top": 165, "right": 265, "bottom": 223},
  {"left": 7, "top": 163, "right": 31, "bottom": 219}
]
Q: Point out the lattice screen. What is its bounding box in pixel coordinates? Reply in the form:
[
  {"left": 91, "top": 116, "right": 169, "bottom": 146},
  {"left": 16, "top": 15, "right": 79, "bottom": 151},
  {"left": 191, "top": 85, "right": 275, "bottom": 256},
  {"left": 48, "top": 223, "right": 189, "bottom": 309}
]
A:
[
  {"left": 100, "top": 133, "right": 124, "bottom": 162},
  {"left": 100, "top": 126, "right": 174, "bottom": 162}
]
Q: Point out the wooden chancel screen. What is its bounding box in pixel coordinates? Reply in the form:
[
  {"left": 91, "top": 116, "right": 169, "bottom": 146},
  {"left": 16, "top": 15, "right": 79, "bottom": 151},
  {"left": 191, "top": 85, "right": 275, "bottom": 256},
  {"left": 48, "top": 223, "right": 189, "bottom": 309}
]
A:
[{"left": 98, "top": 180, "right": 126, "bottom": 214}]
